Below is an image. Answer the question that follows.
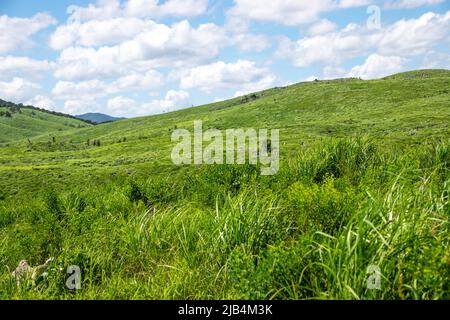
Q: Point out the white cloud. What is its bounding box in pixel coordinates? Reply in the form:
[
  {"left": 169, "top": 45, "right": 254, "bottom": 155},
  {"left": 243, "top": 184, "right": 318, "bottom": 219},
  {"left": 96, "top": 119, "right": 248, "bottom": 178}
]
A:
[
  {"left": 179, "top": 60, "right": 276, "bottom": 94},
  {"left": 228, "top": 0, "right": 342, "bottom": 26},
  {"left": 0, "top": 77, "right": 41, "bottom": 102},
  {"left": 338, "top": 0, "right": 371, "bottom": 8},
  {"left": 223, "top": 15, "right": 271, "bottom": 52},
  {"left": 52, "top": 70, "right": 164, "bottom": 103},
  {"left": 276, "top": 30, "right": 371, "bottom": 67},
  {"left": 347, "top": 54, "right": 406, "bottom": 79},
  {"left": 107, "top": 91, "right": 190, "bottom": 116},
  {"left": 226, "top": 0, "right": 371, "bottom": 27},
  {"left": 65, "top": 0, "right": 207, "bottom": 22},
  {"left": 228, "top": 0, "right": 337, "bottom": 26},
  {"left": 124, "top": 0, "right": 208, "bottom": 18},
  {"left": 0, "top": 56, "right": 53, "bottom": 79},
  {"left": 422, "top": 51, "right": 450, "bottom": 69},
  {"left": 25, "top": 95, "right": 56, "bottom": 110},
  {"left": 0, "top": 13, "right": 56, "bottom": 54},
  {"left": 384, "top": 0, "right": 444, "bottom": 9},
  {"left": 49, "top": 17, "right": 154, "bottom": 50},
  {"left": 141, "top": 90, "right": 190, "bottom": 114},
  {"left": 303, "top": 75, "right": 320, "bottom": 82},
  {"left": 53, "top": 20, "right": 226, "bottom": 80},
  {"left": 52, "top": 80, "right": 108, "bottom": 100},
  {"left": 107, "top": 96, "right": 138, "bottom": 116},
  {"left": 65, "top": 0, "right": 122, "bottom": 22},
  {"left": 230, "top": 33, "right": 271, "bottom": 52},
  {"left": 307, "top": 19, "right": 337, "bottom": 35},
  {"left": 63, "top": 99, "right": 101, "bottom": 115},
  {"left": 377, "top": 11, "right": 450, "bottom": 56},
  {"left": 323, "top": 65, "right": 347, "bottom": 79},
  {"left": 54, "top": 46, "right": 123, "bottom": 80},
  {"left": 277, "top": 11, "right": 450, "bottom": 67},
  {"left": 112, "top": 70, "right": 165, "bottom": 92},
  {"left": 233, "top": 77, "right": 276, "bottom": 97}
]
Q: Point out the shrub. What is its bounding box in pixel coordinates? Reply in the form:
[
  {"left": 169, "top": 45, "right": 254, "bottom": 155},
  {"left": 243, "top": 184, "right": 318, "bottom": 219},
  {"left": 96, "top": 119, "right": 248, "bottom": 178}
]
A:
[
  {"left": 125, "top": 180, "right": 148, "bottom": 204},
  {"left": 285, "top": 175, "right": 356, "bottom": 234},
  {"left": 314, "top": 139, "right": 378, "bottom": 184},
  {"left": 143, "top": 178, "right": 176, "bottom": 205}
]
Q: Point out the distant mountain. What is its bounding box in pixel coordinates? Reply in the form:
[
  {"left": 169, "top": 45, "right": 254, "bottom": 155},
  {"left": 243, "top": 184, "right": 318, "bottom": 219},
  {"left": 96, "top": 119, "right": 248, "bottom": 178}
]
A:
[{"left": 75, "top": 113, "right": 126, "bottom": 124}]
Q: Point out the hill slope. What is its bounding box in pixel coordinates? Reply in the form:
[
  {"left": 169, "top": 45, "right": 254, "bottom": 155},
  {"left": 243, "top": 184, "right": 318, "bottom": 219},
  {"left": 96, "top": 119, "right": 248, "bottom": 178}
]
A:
[
  {"left": 0, "top": 70, "right": 449, "bottom": 300},
  {"left": 75, "top": 112, "right": 126, "bottom": 124},
  {"left": 4, "top": 69, "right": 448, "bottom": 164},
  {"left": 0, "top": 100, "right": 92, "bottom": 144},
  {"left": 383, "top": 68, "right": 450, "bottom": 80}
]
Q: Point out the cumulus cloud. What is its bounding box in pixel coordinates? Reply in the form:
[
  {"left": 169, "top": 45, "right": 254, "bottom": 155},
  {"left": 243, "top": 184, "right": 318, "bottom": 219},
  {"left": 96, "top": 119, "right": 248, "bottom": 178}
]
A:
[
  {"left": 66, "top": 0, "right": 208, "bottom": 22},
  {"left": 347, "top": 54, "right": 406, "bottom": 79},
  {"left": 0, "top": 56, "right": 53, "bottom": 79},
  {"left": 52, "top": 79, "right": 108, "bottom": 100},
  {"left": 107, "top": 91, "right": 189, "bottom": 116},
  {"left": 377, "top": 11, "right": 450, "bottom": 56},
  {"left": 25, "top": 95, "right": 56, "bottom": 110},
  {"left": 52, "top": 20, "right": 226, "bottom": 80},
  {"left": 277, "top": 11, "right": 450, "bottom": 67},
  {"left": 107, "top": 96, "right": 138, "bottom": 115},
  {"left": 179, "top": 60, "right": 276, "bottom": 94},
  {"left": 384, "top": 0, "right": 444, "bottom": 9},
  {"left": 112, "top": 70, "right": 165, "bottom": 92},
  {"left": 0, "top": 78, "right": 41, "bottom": 102},
  {"left": 0, "top": 13, "right": 56, "bottom": 54},
  {"left": 338, "top": 0, "right": 371, "bottom": 8},
  {"left": 124, "top": 0, "right": 208, "bottom": 18},
  {"left": 51, "top": 71, "right": 164, "bottom": 102},
  {"left": 230, "top": 33, "right": 271, "bottom": 52},
  {"left": 49, "top": 17, "right": 154, "bottom": 50},
  {"left": 307, "top": 19, "right": 337, "bottom": 35},
  {"left": 276, "top": 30, "right": 371, "bottom": 67},
  {"left": 141, "top": 90, "right": 190, "bottom": 114},
  {"left": 227, "top": 0, "right": 369, "bottom": 26},
  {"left": 63, "top": 99, "right": 101, "bottom": 115},
  {"left": 228, "top": 0, "right": 337, "bottom": 26}
]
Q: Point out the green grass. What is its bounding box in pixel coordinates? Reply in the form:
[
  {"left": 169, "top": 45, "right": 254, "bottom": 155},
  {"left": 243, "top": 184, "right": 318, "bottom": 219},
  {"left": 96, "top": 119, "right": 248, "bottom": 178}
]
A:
[
  {"left": 0, "top": 70, "right": 449, "bottom": 299},
  {"left": 0, "top": 105, "right": 91, "bottom": 144}
]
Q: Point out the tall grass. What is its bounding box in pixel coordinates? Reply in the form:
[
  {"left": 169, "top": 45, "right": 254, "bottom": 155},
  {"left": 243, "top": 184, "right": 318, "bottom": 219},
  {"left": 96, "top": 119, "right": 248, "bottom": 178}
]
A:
[{"left": 0, "top": 138, "right": 448, "bottom": 299}]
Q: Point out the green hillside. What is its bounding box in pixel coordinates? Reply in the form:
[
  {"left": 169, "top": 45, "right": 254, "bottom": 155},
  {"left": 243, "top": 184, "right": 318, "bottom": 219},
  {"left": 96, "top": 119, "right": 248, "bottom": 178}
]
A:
[
  {"left": 0, "top": 70, "right": 449, "bottom": 300},
  {"left": 0, "top": 100, "right": 92, "bottom": 144},
  {"left": 2, "top": 70, "right": 449, "bottom": 171},
  {"left": 383, "top": 68, "right": 450, "bottom": 80}
]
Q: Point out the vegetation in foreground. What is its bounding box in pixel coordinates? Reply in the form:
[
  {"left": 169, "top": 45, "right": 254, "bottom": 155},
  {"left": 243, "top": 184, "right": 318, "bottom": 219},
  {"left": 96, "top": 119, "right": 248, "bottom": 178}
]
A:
[{"left": 0, "top": 70, "right": 449, "bottom": 299}]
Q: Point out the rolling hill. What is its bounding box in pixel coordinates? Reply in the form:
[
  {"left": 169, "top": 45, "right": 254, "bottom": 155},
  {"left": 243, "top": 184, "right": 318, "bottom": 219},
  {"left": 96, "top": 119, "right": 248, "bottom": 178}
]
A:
[
  {"left": 0, "top": 99, "right": 92, "bottom": 144},
  {"left": 0, "top": 69, "right": 449, "bottom": 300},
  {"left": 3, "top": 69, "right": 449, "bottom": 162}
]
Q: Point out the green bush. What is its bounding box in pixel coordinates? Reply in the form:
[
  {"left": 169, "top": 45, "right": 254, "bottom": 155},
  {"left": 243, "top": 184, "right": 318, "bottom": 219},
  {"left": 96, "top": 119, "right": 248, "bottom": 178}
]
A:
[
  {"left": 125, "top": 180, "right": 148, "bottom": 204},
  {"left": 285, "top": 175, "right": 356, "bottom": 234}
]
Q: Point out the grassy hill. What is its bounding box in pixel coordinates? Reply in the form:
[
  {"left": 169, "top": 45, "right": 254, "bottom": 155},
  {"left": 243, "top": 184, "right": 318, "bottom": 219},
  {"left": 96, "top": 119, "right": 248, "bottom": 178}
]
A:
[
  {"left": 0, "top": 100, "right": 92, "bottom": 144},
  {"left": 383, "top": 68, "right": 450, "bottom": 80},
  {"left": 0, "top": 70, "right": 449, "bottom": 299}
]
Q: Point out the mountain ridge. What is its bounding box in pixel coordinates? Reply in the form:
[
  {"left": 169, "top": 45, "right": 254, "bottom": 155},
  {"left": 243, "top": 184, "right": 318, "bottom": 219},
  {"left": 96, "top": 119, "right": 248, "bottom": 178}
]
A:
[{"left": 75, "top": 113, "right": 126, "bottom": 124}]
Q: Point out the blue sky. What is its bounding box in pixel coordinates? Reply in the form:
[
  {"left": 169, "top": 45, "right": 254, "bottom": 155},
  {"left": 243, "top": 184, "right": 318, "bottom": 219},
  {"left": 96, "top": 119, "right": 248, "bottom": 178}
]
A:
[{"left": 0, "top": 0, "right": 449, "bottom": 117}]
